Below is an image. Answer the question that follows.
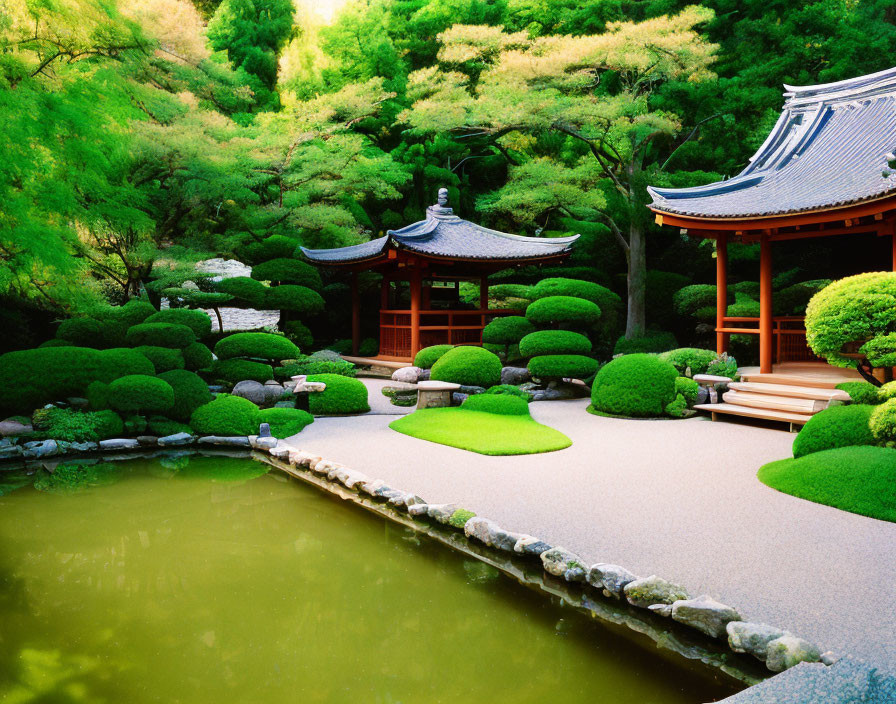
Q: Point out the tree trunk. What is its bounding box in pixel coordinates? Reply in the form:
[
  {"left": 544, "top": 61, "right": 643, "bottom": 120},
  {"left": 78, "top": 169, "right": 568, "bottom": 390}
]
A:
[{"left": 625, "top": 220, "right": 647, "bottom": 339}]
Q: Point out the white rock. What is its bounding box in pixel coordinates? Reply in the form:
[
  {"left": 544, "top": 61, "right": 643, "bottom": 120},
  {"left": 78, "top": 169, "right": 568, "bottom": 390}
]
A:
[
  {"left": 391, "top": 366, "right": 422, "bottom": 384},
  {"left": 671, "top": 595, "right": 742, "bottom": 638},
  {"left": 766, "top": 635, "right": 821, "bottom": 672}
]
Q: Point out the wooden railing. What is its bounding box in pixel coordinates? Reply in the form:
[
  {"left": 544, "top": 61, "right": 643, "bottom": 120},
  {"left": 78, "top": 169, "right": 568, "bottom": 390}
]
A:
[
  {"left": 716, "top": 316, "right": 822, "bottom": 363},
  {"left": 379, "top": 308, "right": 522, "bottom": 359}
]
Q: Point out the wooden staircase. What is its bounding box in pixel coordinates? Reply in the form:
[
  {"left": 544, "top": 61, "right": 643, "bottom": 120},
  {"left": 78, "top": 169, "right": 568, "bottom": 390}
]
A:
[{"left": 694, "top": 364, "right": 855, "bottom": 430}]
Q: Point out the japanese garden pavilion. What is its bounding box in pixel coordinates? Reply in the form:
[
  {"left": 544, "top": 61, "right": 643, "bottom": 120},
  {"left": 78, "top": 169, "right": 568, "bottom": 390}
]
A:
[
  {"left": 648, "top": 66, "right": 896, "bottom": 377},
  {"left": 301, "top": 189, "right": 578, "bottom": 361}
]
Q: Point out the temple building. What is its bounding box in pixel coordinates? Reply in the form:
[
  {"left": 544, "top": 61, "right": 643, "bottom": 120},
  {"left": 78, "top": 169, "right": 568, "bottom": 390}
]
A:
[{"left": 301, "top": 189, "right": 578, "bottom": 361}]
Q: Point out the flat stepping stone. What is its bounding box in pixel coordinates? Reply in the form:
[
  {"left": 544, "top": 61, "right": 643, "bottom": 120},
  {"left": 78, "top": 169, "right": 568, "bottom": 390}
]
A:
[{"left": 693, "top": 374, "right": 734, "bottom": 385}]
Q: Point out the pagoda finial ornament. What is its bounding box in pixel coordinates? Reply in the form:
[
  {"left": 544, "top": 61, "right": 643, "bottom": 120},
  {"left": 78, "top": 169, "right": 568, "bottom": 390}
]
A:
[{"left": 430, "top": 187, "right": 453, "bottom": 215}]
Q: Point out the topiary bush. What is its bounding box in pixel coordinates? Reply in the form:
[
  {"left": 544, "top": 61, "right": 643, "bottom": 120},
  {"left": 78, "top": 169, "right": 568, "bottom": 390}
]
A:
[
  {"left": 214, "top": 332, "right": 300, "bottom": 361},
  {"left": 182, "top": 342, "right": 214, "bottom": 371},
  {"left": 157, "top": 370, "right": 213, "bottom": 422},
  {"left": 673, "top": 284, "right": 717, "bottom": 322},
  {"left": 529, "top": 277, "right": 614, "bottom": 305},
  {"left": 190, "top": 394, "right": 260, "bottom": 436},
  {"left": 658, "top": 348, "right": 718, "bottom": 377},
  {"left": 485, "top": 384, "right": 532, "bottom": 401},
  {"left": 56, "top": 318, "right": 110, "bottom": 349},
  {"left": 836, "top": 381, "right": 883, "bottom": 405},
  {"left": 86, "top": 381, "right": 110, "bottom": 411},
  {"left": 414, "top": 344, "right": 454, "bottom": 369},
  {"left": 257, "top": 407, "right": 314, "bottom": 438},
  {"left": 461, "top": 393, "right": 530, "bottom": 416},
  {"left": 306, "top": 374, "right": 369, "bottom": 415},
  {"left": 135, "top": 346, "right": 185, "bottom": 373},
  {"left": 212, "top": 358, "right": 274, "bottom": 384},
  {"left": 528, "top": 355, "right": 599, "bottom": 380},
  {"left": 144, "top": 309, "right": 212, "bottom": 339},
  {"left": 870, "top": 398, "right": 896, "bottom": 446},
  {"left": 251, "top": 259, "right": 322, "bottom": 289},
  {"left": 108, "top": 375, "right": 175, "bottom": 415},
  {"left": 125, "top": 323, "right": 196, "bottom": 350},
  {"left": 860, "top": 332, "right": 896, "bottom": 368},
  {"left": 103, "top": 299, "right": 158, "bottom": 331},
  {"left": 281, "top": 321, "right": 314, "bottom": 351},
  {"left": 482, "top": 316, "right": 535, "bottom": 347},
  {"left": 275, "top": 355, "right": 356, "bottom": 379},
  {"left": 614, "top": 330, "right": 677, "bottom": 355},
  {"left": 264, "top": 285, "right": 325, "bottom": 317},
  {"left": 525, "top": 296, "right": 601, "bottom": 329},
  {"left": 792, "top": 404, "right": 876, "bottom": 458},
  {"left": 590, "top": 354, "right": 679, "bottom": 418},
  {"left": 881, "top": 381, "right": 896, "bottom": 400},
  {"left": 237, "top": 235, "right": 301, "bottom": 264},
  {"left": 519, "top": 330, "right": 591, "bottom": 357},
  {"left": 431, "top": 346, "right": 502, "bottom": 387},
  {"left": 774, "top": 279, "right": 832, "bottom": 316},
  {"left": 215, "top": 277, "right": 268, "bottom": 307}
]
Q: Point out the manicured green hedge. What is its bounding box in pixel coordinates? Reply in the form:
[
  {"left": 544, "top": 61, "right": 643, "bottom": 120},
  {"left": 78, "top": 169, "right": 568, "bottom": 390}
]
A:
[
  {"left": 86, "top": 381, "right": 110, "bottom": 411},
  {"left": 212, "top": 358, "right": 274, "bottom": 384},
  {"left": 860, "top": 332, "right": 896, "bottom": 368},
  {"left": 145, "top": 309, "right": 213, "bottom": 339},
  {"left": 528, "top": 354, "right": 599, "bottom": 380},
  {"left": 792, "top": 404, "right": 875, "bottom": 458},
  {"left": 414, "top": 344, "right": 454, "bottom": 369},
  {"left": 614, "top": 330, "right": 677, "bottom": 355},
  {"left": 214, "top": 332, "right": 300, "bottom": 361},
  {"left": 0, "top": 347, "right": 154, "bottom": 416},
  {"left": 257, "top": 407, "right": 314, "bottom": 438},
  {"left": 590, "top": 354, "right": 679, "bottom": 418},
  {"left": 461, "top": 394, "right": 530, "bottom": 416},
  {"left": 125, "top": 323, "right": 196, "bottom": 350},
  {"left": 215, "top": 277, "right": 268, "bottom": 307},
  {"left": 431, "top": 346, "right": 502, "bottom": 387},
  {"left": 836, "top": 381, "right": 883, "bottom": 405},
  {"left": 529, "top": 279, "right": 622, "bottom": 338},
  {"left": 264, "top": 285, "right": 325, "bottom": 316},
  {"left": 306, "top": 374, "right": 370, "bottom": 415},
  {"left": 135, "top": 346, "right": 185, "bottom": 373},
  {"left": 275, "top": 356, "right": 356, "bottom": 379},
  {"left": 485, "top": 384, "right": 532, "bottom": 401},
  {"left": 870, "top": 398, "right": 896, "bottom": 445},
  {"left": 157, "top": 369, "right": 213, "bottom": 422},
  {"left": 519, "top": 330, "right": 591, "bottom": 357},
  {"left": 251, "top": 258, "right": 322, "bottom": 289},
  {"left": 525, "top": 296, "right": 601, "bottom": 328},
  {"left": 489, "top": 284, "right": 531, "bottom": 300},
  {"left": 658, "top": 348, "right": 718, "bottom": 376},
  {"left": 190, "top": 394, "right": 260, "bottom": 436},
  {"left": 108, "top": 375, "right": 175, "bottom": 415},
  {"left": 56, "top": 318, "right": 109, "bottom": 348},
  {"left": 482, "top": 316, "right": 535, "bottom": 346},
  {"left": 673, "top": 284, "right": 717, "bottom": 321},
  {"left": 182, "top": 342, "right": 214, "bottom": 371}
]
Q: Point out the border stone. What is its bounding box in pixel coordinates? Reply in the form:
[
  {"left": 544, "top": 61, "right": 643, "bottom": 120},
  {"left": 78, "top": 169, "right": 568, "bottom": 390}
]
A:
[{"left": 672, "top": 595, "right": 742, "bottom": 638}]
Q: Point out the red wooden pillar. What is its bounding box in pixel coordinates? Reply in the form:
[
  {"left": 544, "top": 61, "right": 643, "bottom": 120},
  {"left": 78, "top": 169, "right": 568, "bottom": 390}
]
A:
[
  {"left": 410, "top": 265, "right": 422, "bottom": 359},
  {"left": 759, "top": 234, "right": 773, "bottom": 374},
  {"left": 350, "top": 271, "right": 361, "bottom": 356},
  {"left": 716, "top": 232, "right": 729, "bottom": 355}
]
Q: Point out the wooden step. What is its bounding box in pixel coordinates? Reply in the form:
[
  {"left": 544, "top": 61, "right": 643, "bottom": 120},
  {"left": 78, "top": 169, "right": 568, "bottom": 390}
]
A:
[
  {"left": 738, "top": 372, "right": 845, "bottom": 390},
  {"left": 722, "top": 390, "right": 824, "bottom": 414},
  {"left": 728, "top": 381, "right": 850, "bottom": 402},
  {"left": 694, "top": 403, "right": 811, "bottom": 426}
]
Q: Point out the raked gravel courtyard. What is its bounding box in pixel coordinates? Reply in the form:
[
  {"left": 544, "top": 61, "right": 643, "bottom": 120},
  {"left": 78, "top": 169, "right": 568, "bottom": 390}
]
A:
[{"left": 287, "top": 380, "right": 896, "bottom": 671}]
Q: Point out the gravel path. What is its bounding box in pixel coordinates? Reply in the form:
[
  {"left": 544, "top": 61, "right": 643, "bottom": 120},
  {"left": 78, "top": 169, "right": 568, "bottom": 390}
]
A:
[{"left": 289, "top": 394, "right": 896, "bottom": 669}]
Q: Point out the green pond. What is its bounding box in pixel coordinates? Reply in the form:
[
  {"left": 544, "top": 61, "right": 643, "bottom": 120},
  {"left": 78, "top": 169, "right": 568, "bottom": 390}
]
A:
[{"left": 0, "top": 456, "right": 741, "bottom": 703}]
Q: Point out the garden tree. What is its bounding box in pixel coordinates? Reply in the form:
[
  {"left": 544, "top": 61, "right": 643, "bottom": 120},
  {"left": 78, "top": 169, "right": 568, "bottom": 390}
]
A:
[{"left": 400, "top": 10, "right": 718, "bottom": 340}]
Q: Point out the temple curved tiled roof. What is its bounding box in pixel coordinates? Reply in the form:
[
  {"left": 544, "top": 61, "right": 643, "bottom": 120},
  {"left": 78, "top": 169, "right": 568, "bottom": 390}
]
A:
[{"left": 648, "top": 66, "right": 896, "bottom": 219}]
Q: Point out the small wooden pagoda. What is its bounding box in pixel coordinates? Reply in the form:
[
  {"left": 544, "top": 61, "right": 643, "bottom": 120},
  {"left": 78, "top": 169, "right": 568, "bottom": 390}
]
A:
[{"left": 301, "top": 189, "right": 578, "bottom": 361}]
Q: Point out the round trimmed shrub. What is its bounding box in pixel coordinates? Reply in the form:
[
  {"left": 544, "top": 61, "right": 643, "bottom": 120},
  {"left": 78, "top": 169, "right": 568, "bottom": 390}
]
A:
[
  {"left": 528, "top": 355, "right": 599, "bottom": 380},
  {"left": 251, "top": 259, "right": 322, "bottom": 289},
  {"left": 614, "top": 330, "right": 677, "bottom": 355},
  {"left": 485, "top": 384, "right": 532, "bottom": 401},
  {"left": 215, "top": 333, "right": 300, "bottom": 361},
  {"left": 519, "top": 330, "right": 592, "bottom": 357},
  {"left": 525, "top": 296, "right": 601, "bottom": 329},
  {"left": 461, "top": 394, "right": 530, "bottom": 416},
  {"left": 281, "top": 321, "right": 313, "bottom": 351},
  {"left": 414, "top": 344, "right": 454, "bottom": 369},
  {"left": 881, "top": 381, "right": 896, "bottom": 400},
  {"left": 190, "top": 394, "right": 260, "bottom": 436},
  {"left": 56, "top": 318, "right": 109, "bottom": 348},
  {"left": 675, "top": 376, "right": 699, "bottom": 406},
  {"left": 39, "top": 339, "right": 73, "bottom": 348},
  {"left": 145, "top": 309, "right": 212, "bottom": 339},
  {"left": 182, "top": 342, "right": 214, "bottom": 371},
  {"left": 108, "top": 375, "right": 175, "bottom": 415},
  {"left": 126, "top": 323, "right": 195, "bottom": 350},
  {"left": 264, "top": 285, "right": 325, "bottom": 316},
  {"left": 590, "top": 354, "right": 679, "bottom": 418},
  {"left": 673, "top": 284, "right": 717, "bottom": 321},
  {"left": 86, "top": 381, "right": 110, "bottom": 410},
  {"left": 836, "top": 381, "right": 883, "bottom": 405},
  {"left": 870, "top": 398, "right": 896, "bottom": 445},
  {"left": 306, "top": 374, "right": 369, "bottom": 415},
  {"left": 257, "top": 407, "right": 314, "bottom": 438},
  {"left": 212, "top": 358, "right": 274, "bottom": 384},
  {"left": 237, "top": 235, "right": 301, "bottom": 264},
  {"left": 135, "top": 346, "right": 185, "bottom": 373},
  {"left": 774, "top": 279, "right": 832, "bottom": 316},
  {"left": 482, "top": 316, "right": 536, "bottom": 345},
  {"left": 215, "top": 277, "right": 268, "bottom": 307},
  {"left": 860, "top": 332, "right": 896, "bottom": 368},
  {"left": 157, "top": 370, "right": 213, "bottom": 422},
  {"left": 529, "top": 277, "right": 612, "bottom": 304},
  {"left": 658, "top": 348, "right": 718, "bottom": 377},
  {"left": 105, "top": 299, "right": 157, "bottom": 330},
  {"left": 793, "top": 405, "right": 875, "bottom": 458},
  {"left": 431, "top": 346, "right": 502, "bottom": 387}
]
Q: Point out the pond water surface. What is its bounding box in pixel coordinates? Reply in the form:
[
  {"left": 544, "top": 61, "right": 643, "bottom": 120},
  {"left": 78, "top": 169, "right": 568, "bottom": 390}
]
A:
[{"left": 0, "top": 456, "right": 741, "bottom": 703}]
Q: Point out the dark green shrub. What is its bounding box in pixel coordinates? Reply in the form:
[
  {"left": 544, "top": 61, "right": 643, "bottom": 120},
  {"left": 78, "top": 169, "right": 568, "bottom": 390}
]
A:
[
  {"left": 489, "top": 284, "right": 531, "bottom": 301},
  {"left": 108, "top": 375, "right": 175, "bottom": 415},
  {"left": 257, "top": 407, "right": 314, "bottom": 438},
  {"left": 482, "top": 316, "right": 535, "bottom": 346},
  {"left": 673, "top": 284, "right": 717, "bottom": 321},
  {"left": 431, "top": 347, "right": 502, "bottom": 387},
  {"left": 39, "top": 339, "right": 73, "bottom": 348},
  {"left": 675, "top": 376, "right": 699, "bottom": 405},
  {"left": 216, "top": 277, "right": 268, "bottom": 307},
  {"left": 658, "top": 348, "right": 718, "bottom": 377},
  {"left": 793, "top": 405, "right": 876, "bottom": 458},
  {"left": 92, "top": 410, "right": 125, "bottom": 439},
  {"left": 126, "top": 323, "right": 196, "bottom": 350},
  {"left": 614, "top": 330, "right": 677, "bottom": 355},
  {"left": 528, "top": 355, "right": 599, "bottom": 380},
  {"left": 190, "top": 394, "right": 260, "bottom": 436},
  {"left": 306, "top": 374, "right": 369, "bottom": 414},
  {"left": 0, "top": 347, "right": 154, "bottom": 416},
  {"left": 461, "top": 394, "right": 530, "bottom": 416},
  {"left": 530, "top": 279, "right": 621, "bottom": 337},
  {"left": 40, "top": 407, "right": 124, "bottom": 442},
  {"left": 264, "top": 285, "right": 325, "bottom": 316},
  {"left": 251, "top": 259, "right": 322, "bottom": 289},
  {"left": 212, "top": 358, "right": 274, "bottom": 383},
  {"left": 519, "top": 330, "right": 591, "bottom": 357},
  {"left": 275, "top": 355, "right": 356, "bottom": 379},
  {"left": 157, "top": 370, "right": 213, "bottom": 422},
  {"left": 485, "top": 385, "right": 532, "bottom": 401},
  {"left": 147, "top": 416, "right": 193, "bottom": 437},
  {"left": 182, "top": 342, "right": 214, "bottom": 371},
  {"left": 56, "top": 318, "right": 109, "bottom": 348},
  {"left": 590, "top": 354, "right": 679, "bottom": 418},
  {"left": 86, "top": 381, "right": 110, "bottom": 410},
  {"left": 727, "top": 292, "right": 760, "bottom": 317},
  {"left": 237, "top": 235, "right": 301, "bottom": 264},
  {"left": 774, "top": 279, "right": 831, "bottom": 316},
  {"left": 215, "top": 332, "right": 300, "bottom": 361},
  {"left": 836, "top": 381, "right": 883, "bottom": 405},
  {"left": 870, "top": 398, "right": 896, "bottom": 446},
  {"left": 281, "top": 321, "right": 313, "bottom": 351},
  {"left": 646, "top": 270, "right": 690, "bottom": 325},
  {"left": 414, "top": 344, "right": 454, "bottom": 369},
  {"left": 104, "top": 299, "right": 157, "bottom": 330},
  {"left": 359, "top": 337, "right": 378, "bottom": 357},
  {"left": 525, "top": 296, "right": 601, "bottom": 329},
  {"left": 145, "top": 309, "right": 212, "bottom": 339},
  {"left": 123, "top": 415, "right": 148, "bottom": 435},
  {"left": 135, "top": 346, "right": 185, "bottom": 373}
]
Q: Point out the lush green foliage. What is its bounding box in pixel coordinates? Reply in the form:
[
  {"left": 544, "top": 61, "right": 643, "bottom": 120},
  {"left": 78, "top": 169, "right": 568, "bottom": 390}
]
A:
[
  {"left": 108, "top": 375, "right": 175, "bottom": 415},
  {"left": 482, "top": 316, "right": 536, "bottom": 345},
  {"left": 56, "top": 318, "right": 110, "bottom": 349},
  {"left": 461, "top": 394, "right": 530, "bottom": 416},
  {"left": 190, "top": 394, "right": 261, "bottom": 436},
  {"left": 792, "top": 405, "right": 875, "bottom": 458},
  {"left": 216, "top": 277, "right": 269, "bottom": 307},
  {"left": 519, "top": 330, "right": 591, "bottom": 357},
  {"left": 675, "top": 377, "right": 699, "bottom": 406},
  {"left": 484, "top": 385, "right": 532, "bottom": 401},
  {"left": 431, "top": 346, "right": 502, "bottom": 387},
  {"left": 145, "top": 309, "right": 213, "bottom": 339},
  {"left": 275, "top": 356, "right": 356, "bottom": 379},
  {"left": 264, "top": 285, "right": 325, "bottom": 316},
  {"left": 281, "top": 321, "right": 314, "bottom": 350},
  {"left": 528, "top": 355, "right": 599, "bottom": 380},
  {"left": 673, "top": 285, "right": 717, "bottom": 322},
  {"left": 870, "top": 398, "right": 896, "bottom": 446},
  {"left": 658, "top": 348, "right": 718, "bottom": 377},
  {"left": 525, "top": 296, "right": 601, "bottom": 329},
  {"left": 836, "top": 382, "right": 883, "bottom": 405},
  {"left": 251, "top": 259, "right": 322, "bottom": 289},
  {"left": 183, "top": 342, "right": 214, "bottom": 371},
  {"left": 758, "top": 447, "right": 896, "bottom": 522},
  {"left": 448, "top": 509, "right": 476, "bottom": 529},
  {"left": 212, "top": 358, "right": 275, "bottom": 383},
  {"left": 306, "top": 373, "right": 370, "bottom": 414},
  {"left": 135, "top": 346, "right": 185, "bottom": 373},
  {"left": 125, "top": 323, "right": 196, "bottom": 350},
  {"left": 257, "top": 407, "right": 314, "bottom": 438},
  {"left": 147, "top": 416, "right": 193, "bottom": 437},
  {"left": 590, "top": 354, "right": 679, "bottom": 418},
  {"left": 214, "top": 332, "right": 300, "bottom": 361},
  {"left": 37, "top": 407, "right": 124, "bottom": 442},
  {"left": 157, "top": 370, "right": 213, "bottom": 422},
  {"left": 413, "top": 344, "right": 454, "bottom": 369},
  {"left": 614, "top": 331, "right": 677, "bottom": 355}
]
